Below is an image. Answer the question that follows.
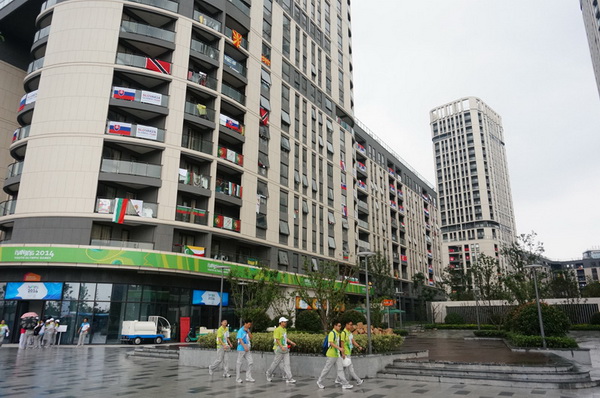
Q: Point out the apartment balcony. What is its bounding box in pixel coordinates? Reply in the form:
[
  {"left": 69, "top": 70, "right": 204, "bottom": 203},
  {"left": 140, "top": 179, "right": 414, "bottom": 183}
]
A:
[
  {"left": 215, "top": 178, "right": 243, "bottom": 206},
  {"left": 10, "top": 126, "right": 30, "bottom": 159},
  {"left": 111, "top": 86, "right": 169, "bottom": 108},
  {"left": 126, "top": 0, "right": 178, "bottom": 12},
  {"left": 390, "top": 200, "right": 398, "bottom": 210},
  {"left": 184, "top": 102, "right": 216, "bottom": 129},
  {"left": 213, "top": 214, "right": 241, "bottom": 232},
  {"left": 425, "top": 223, "right": 432, "bottom": 231},
  {"left": 357, "top": 219, "right": 369, "bottom": 230},
  {"left": 355, "top": 161, "right": 367, "bottom": 176},
  {"left": 225, "top": 27, "right": 248, "bottom": 50},
  {"left": 223, "top": 55, "right": 247, "bottom": 78},
  {"left": 11, "top": 125, "right": 30, "bottom": 144},
  {"left": 427, "top": 250, "right": 433, "bottom": 258},
  {"left": 424, "top": 208, "right": 430, "bottom": 217},
  {"left": 178, "top": 170, "right": 211, "bottom": 197},
  {"left": 401, "top": 255, "right": 408, "bottom": 264},
  {"left": 392, "top": 253, "right": 400, "bottom": 262},
  {"left": 94, "top": 198, "right": 157, "bottom": 219},
  {"left": 182, "top": 135, "right": 213, "bottom": 155},
  {"left": 27, "top": 57, "right": 44, "bottom": 74},
  {"left": 400, "top": 238, "right": 406, "bottom": 246},
  {"left": 190, "top": 39, "right": 220, "bottom": 63},
  {"left": 217, "top": 146, "right": 243, "bottom": 167},
  {"left": 219, "top": 114, "right": 245, "bottom": 140},
  {"left": 355, "top": 142, "right": 366, "bottom": 155},
  {"left": 356, "top": 180, "right": 367, "bottom": 192},
  {"left": 175, "top": 206, "right": 209, "bottom": 225},
  {"left": 387, "top": 167, "right": 395, "bottom": 178},
  {"left": 4, "top": 162, "right": 23, "bottom": 194},
  {"left": 357, "top": 199, "right": 369, "bottom": 214},
  {"left": 425, "top": 235, "right": 432, "bottom": 243},
  {"left": 398, "top": 206, "right": 405, "bottom": 214},
  {"left": 116, "top": 53, "right": 172, "bottom": 75},
  {"left": 357, "top": 239, "right": 371, "bottom": 251},
  {"left": 400, "top": 222, "right": 406, "bottom": 231},
  {"left": 391, "top": 235, "right": 398, "bottom": 243},
  {"left": 106, "top": 121, "right": 165, "bottom": 143},
  {"left": 100, "top": 159, "right": 162, "bottom": 188},
  {"left": 0, "top": 199, "right": 16, "bottom": 216},
  {"left": 120, "top": 20, "right": 175, "bottom": 43},
  {"left": 221, "top": 83, "right": 246, "bottom": 105},
  {"left": 449, "top": 246, "right": 462, "bottom": 253},
  {"left": 187, "top": 71, "right": 218, "bottom": 90},
  {"left": 389, "top": 184, "right": 396, "bottom": 194},
  {"left": 193, "top": 10, "right": 222, "bottom": 32},
  {"left": 227, "top": 0, "right": 250, "bottom": 16},
  {"left": 90, "top": 239, "right": 154, "bottom": 250},
  {"left": 6, "top": 161, "right": 23, "bottom": 178},
  {"left": 391, "top": 219, "right": 398, "bottom": 228}
]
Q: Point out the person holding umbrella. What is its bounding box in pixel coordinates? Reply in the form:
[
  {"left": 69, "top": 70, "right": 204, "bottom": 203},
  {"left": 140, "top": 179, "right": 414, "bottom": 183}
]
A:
[
  {"left": 0, "top": 320, "right": 9, "bottom": 347},
  {"left": 20, "top": 312, "right": 38, "bottom": 349}
]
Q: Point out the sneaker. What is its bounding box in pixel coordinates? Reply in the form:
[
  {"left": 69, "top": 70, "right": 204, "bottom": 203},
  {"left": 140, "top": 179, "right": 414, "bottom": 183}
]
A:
[
  {"left": 224, "top": 374, "right": 232, "bottom": 378},
  {"left": 356, "top": 379, "right": 364, "bottom": 385},
  {"left": 236, "top": 379, "right": 243, "bottom": 383},
  {"left": 245, "top": 378, "right": 255, "bottom": 383},
  {"left": 265, "top": 371, "right": 272, "bottom": 382},
  {"left": 334, "top": 379, "right": 342, "bottom": 385},
  {"left": 342, "top": 384, "right": 354, "bottom": 389},
  {"left": 317, "top": 381, "right": 325, "bottom": 389},
  {"left": 208, "top": 367, "right": 213, "bottom": 376},
  {"left": 286, "top": 379, "right": 296, "bottom": 384}
]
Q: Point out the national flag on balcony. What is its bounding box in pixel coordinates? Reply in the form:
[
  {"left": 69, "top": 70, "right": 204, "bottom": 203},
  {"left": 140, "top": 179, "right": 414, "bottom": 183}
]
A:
[
  {"left": 108, "top": 122, "right": 132, "bottom": 136},
  {"left": 342, "top": 205, "right": 347, "bottom": 217},
  {"left": 145, "top": 57, "right": 171, "bottom": 74},
  {"left": 390, "top": 200, "right": 397, "bottom": 209},
  {"left": 389, "top": 184, "right": 395, "bottom": 193},
  {"left": 176, "top": 205, "right": 191, "bottom": 215},
  {"left": 356, "top": 143, "right": 365, "bottom": 153},
  {"left": 259, "top": 107, "right": 269, "bottom": 126},
  {"left": 232, "top": 29, "right": 243, "bottom": 48},
  {"left": 112, "top": 198, "right": 129, "bottom": 224},
  {"left": 184, "top": 245, "right": 205, "bottom": 257},
  {"left": 214, "top": 214, "right": 224, "bottom": 228},
  {"left": 357, "top": 162, "right": 366, "bottom": 171},
  {"left": 12, "top": 129, "right": 18, "bottom": 142},
  {"left": 18, "top": 94, "right": 26, "bottom": 111},
  {"left": 233, "top": 219, "right": 241, "bottom": 232},
  {"left": 340, "top": 159, "right": 346, "bottom": 171},
  {"left": 113, "top": 87, "right": 136, "bottom": 101},
  {"left": 218, "top": 147, "right": 228, "bottom": 159},
  {"left": 341, "top": 183, "right": 347, "bottom": 190},
  {"left": 388, "top": 167, "right": 395, "bottom": 176}
]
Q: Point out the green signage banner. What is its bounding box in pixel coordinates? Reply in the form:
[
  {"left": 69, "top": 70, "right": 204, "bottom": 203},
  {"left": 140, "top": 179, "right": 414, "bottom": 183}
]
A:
[{"left": 0, "top": 246, "right": 366, "bottom": 294}]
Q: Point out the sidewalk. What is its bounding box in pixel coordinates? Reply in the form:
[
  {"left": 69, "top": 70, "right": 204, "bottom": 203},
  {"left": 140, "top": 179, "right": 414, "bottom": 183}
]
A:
[{"left": 0, "top": 346, "right": 599, "bottom": 397}]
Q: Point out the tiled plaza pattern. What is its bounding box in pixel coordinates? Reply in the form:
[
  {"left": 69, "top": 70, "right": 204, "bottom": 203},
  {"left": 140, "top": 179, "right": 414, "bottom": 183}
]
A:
[{"left": 1, "top": 346, "right": 600, "bottom": 398}]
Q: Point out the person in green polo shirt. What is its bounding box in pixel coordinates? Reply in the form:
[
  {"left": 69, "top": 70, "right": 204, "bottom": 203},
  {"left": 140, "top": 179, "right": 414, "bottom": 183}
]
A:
[
  {"left": 208, "top": 319, "right": 232, "bottom": 377},
  {"left": 316, "top": 321, "right": 352, "bottom": 389},
  {"left": 266, "top": 317, "right": 297, "bottom": 383},
  {"left": 335, "top": 320, "right": 364, "bottom": 385}
]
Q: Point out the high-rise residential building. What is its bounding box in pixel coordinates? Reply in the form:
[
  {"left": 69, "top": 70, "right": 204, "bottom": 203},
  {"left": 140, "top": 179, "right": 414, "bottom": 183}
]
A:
[
  {"left": 580, "top": 0, "right": 600, "bottom": 97},
  {"left": 430, "top": 97, "right": 516, "bottom": 277},
  {"left": 0, "top": 0, "right": 438, "bottom": 343}
]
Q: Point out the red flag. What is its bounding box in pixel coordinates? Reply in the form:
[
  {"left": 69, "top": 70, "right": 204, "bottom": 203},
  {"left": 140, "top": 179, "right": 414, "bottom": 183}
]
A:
[
  {"left": 260, "top": 108, "right": 269, "bottom": 126},
  {"left": 145, "top": 58, "right": 171, "bottom": 74}
]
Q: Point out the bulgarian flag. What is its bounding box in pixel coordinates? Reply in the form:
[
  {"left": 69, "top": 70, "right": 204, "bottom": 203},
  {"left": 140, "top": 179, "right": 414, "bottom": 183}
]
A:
[
  {"left": 112, "top": 198, "right": 129, "bottom": 224},
  {"left": 184, "top": 245, "right": 205, "bottom": 257}
]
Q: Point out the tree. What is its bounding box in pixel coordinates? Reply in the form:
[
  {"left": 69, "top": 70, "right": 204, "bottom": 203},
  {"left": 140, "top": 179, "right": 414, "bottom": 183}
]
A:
[
  {"left": 227, "top": 264, "right": 282, "bottom": 325},
  {"left": 442, "top": 266, "right": 474, "bottom": 301},
  {"left": 366, "top": 252, "right": 395, "bottom": 300},
  {"left": 412, "top": 272, "right": 441, "bottom": 322},
  {"left": 582, "top": 281, "right": 600, "bottom": 298},
  {"left": 294, "top": 259, "right": 356, "bottom": 332},
  {"left": 547, "top": 269, "right": 580, "bottom": 300}
]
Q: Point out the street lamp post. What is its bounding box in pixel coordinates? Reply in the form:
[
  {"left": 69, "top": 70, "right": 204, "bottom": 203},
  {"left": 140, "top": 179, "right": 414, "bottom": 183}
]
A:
[
  {"left": 357, "top": 251, "right": 375, "bottom": 355},
  {"left": 214, "top": 265, "right": 230, "bottom": 325},
  {"left": 473, "top": 286, "right": 481, "bottom": 330},
  {"left": 525, "top": 264, "right": 546, "bottom": 348},
  {"left": 238, "top": 281, "right": 248, "bottom": 328},
  {"left": 395, "top": 290, "right": 404, "bottom": 330}
]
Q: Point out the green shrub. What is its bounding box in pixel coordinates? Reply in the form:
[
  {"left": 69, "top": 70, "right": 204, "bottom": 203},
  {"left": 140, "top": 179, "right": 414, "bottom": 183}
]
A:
[
  {"left": 507, "top": 333, "right": 578, "bottom": 349},
  {"left": 247, "top": 310, "right": 273, "bottom": 332},
  {"left": 473, "top": 330, "right": 507, "bottom": 338},
  {"left": 508, "top": 302, "right": 570, "bottom": 337},
  {"left": 392, "top": 329, "right": 409, "bottom": 336},
  {"left": 295, "top": 310, "right": 322, "bottom": 333},
  {"left": 444, "top": 312, "right": 465, "bottom": 324},
  {"left": 589, "top": 312, "right": 600, "bottom": 325},
  {"left": 353, "top": 334, "right": 404, "bottom": 354},
  {"left": 570, "top": 324, "right": 600, "bottom": 331},
  {"left": 339, "top": 310, "right": 366, "bottom": 326},
  {"left": 423, "top": 323, "right": 497, "bottom": 330}
]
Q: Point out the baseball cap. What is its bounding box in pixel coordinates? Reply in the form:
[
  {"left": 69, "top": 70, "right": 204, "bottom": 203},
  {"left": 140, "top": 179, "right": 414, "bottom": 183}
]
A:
[{"left": 279, "top": 317, "right": 289, "bottom": 323}]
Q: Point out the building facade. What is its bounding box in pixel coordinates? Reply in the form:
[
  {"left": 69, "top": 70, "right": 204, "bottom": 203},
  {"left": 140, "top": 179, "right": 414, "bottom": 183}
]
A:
[
  {"left": 580, "top": 0, "right": 600, "bottom": 98},
  {"left": 0, "top": 0, "right": 438, "bottom": 343},
  {"left": 430, "top": 97, "right": 516, "bottom": 279},
  {"left": 545, "top": 249, "right": 600, "bottom": 289}
]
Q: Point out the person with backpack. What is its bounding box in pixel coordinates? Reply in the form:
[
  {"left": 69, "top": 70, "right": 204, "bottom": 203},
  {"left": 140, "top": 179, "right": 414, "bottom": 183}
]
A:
[
  {"left": 316, "top": 321, "right": 353, "bottom": 389},
  {"left": 265, "top": 317, "right": 297, "bottom": 383},
  {"left": 335, "top": 321, "right": 364, "bottom": 385}
]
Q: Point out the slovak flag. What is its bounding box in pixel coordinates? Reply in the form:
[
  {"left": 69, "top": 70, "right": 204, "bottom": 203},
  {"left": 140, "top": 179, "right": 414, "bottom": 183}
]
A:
[
  {"left": 226, "top": 119, "right": 242, "bottom": 133},
  {"left": 113, "top": 87, "right": 136, "bottom": 101},
  {"left": 108, "top": 122, "right": 132, "bottom": 136}
]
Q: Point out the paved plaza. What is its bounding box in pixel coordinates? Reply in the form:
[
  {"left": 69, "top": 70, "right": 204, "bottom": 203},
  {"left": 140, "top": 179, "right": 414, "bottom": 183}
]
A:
[{"left": 1, "top": 345, "right": 600, "bottom": 398}]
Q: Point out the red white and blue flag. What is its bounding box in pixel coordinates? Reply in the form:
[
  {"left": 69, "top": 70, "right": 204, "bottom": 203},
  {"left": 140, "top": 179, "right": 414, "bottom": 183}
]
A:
[
  {"left": 145, "top": 57, "right": 171, "bottom": 75},
  {"left": 18, "top": 95, "right": 27, "bottom": 112},
  {"left": 113, "top": 87, "right": 136, "bottom": 101},
  {"left": 108, "top": 122, "right": 132, "bottom": 136}
]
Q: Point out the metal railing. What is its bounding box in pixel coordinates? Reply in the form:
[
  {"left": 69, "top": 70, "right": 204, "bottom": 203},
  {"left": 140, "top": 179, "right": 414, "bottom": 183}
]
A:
[
  {"left": 120, "top": 20, "right": 175, "bottom": 42},
  {"left": 12, "top": 126, "right": 30, "bottom": 143},
  {"left": 187, "top": 71, "right": 217, "bottom": 90},
  {"left": 193, "top": 10, "right": 221, "bottom": 31},
  {"left": 184, "top": 101, "right": 216, "bottom": 122},
  {"left": 227, "top": 0, "right": 250, "bottom": 15},
  {"left": 6, "top": 162, "right": 23, "bottom": 178},
  {"left": 0, "top": 199, "right": 16, "bottom": 216},
  {"left": 175, "top": 206, "right": 209, "bottom": 225},
  {"left": 100, "top": 159, "right": 161, "bottom": 178},
  {"left": 178, "top": 171, "right": 210, "bottom": 189},
  {"left": 27, "top": 58, "right": 44, "bottom": 74},
  {"left": 33, "top": 26, "right": 51, "bottom": 42},
  {"left": 91, "top": 239, "right": 154, "bottom": 250},
  {"left": 182, "top": 135, "right": 213, "bottom": 155},
  {"left": 126, "top": 0, "right": 178, "bottom": 13},
  {"left": 221, "top": 83, "right": 245, "bottom": 105},
  {"left": 224, "top": 27, "right": 248, "bottom": 50},
  {"left": 190, "top": 39, "right": 219, "bottom": 60}
]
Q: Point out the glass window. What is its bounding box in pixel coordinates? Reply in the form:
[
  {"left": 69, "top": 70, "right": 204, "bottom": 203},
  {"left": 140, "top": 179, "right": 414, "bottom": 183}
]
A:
[
  {"left": 278, "top": 250, "right": 289, "bottom": 265},
  {"left": 95, "top": 284, "right": 112, "bottom": 301},
  {"left": 279, "top": 220, "right": 290, "bottom": 235},
  {"left": 79, "top": 283, "right": 96, "bottom": 301},
  {"left": 328, "top": 237, "right": 336, "bottom": 249},
  {"left": 127, "top": 285, "right": 143, "bottom": 302},
  {"left": 281, "top": 136, "right": 291, "bottom": 151},
  {"left": 111, "top": 284, "right": 127, "bottom": 302},
  {"left": 63, "top": 282, "right": 80, "bottom": 300}
]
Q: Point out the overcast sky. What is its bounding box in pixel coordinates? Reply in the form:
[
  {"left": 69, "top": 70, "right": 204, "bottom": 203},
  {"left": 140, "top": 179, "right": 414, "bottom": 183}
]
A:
[{"left": 350, "top": 1, "right": 600, "bottom": 260}]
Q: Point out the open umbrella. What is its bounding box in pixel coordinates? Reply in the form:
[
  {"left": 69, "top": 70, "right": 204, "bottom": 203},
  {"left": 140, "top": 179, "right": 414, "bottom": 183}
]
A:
[{"left": 20, "top": 312, "right": 39, "bottom": 318}]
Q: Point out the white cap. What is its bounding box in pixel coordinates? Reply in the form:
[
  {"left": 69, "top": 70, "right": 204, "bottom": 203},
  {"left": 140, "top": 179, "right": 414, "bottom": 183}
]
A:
[
  {"left": 47, "top": 318, "right": 54, "bottom": 322},
  {"left": 279, "top": 317, "right": 289, "bottom": 323}
]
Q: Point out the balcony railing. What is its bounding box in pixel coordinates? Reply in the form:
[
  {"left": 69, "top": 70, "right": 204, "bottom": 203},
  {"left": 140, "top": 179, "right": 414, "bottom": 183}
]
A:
[
  {"left": 100, "top": 159, "right": 161, "bottom": 178},
  {"left": 12, "top": 125, "right": 30, "bottom": 143},
  {"left": 0, "top": 199, "right": 16, "bottom": 216},
  {"left": 221, "top": 83, "right": 245, "bottom": 105},
  {"left": 27, "top": 58, "right": 44, "bottom": 74},
  {"left": 357, "top": 200, "right": 368, "bottom": 211},
  {"left": 91, "top": 239, "right": 154, "bottom": 250},
  {"left": 190, "top": 39, "right": 219, "bottom": 60},
  {"left": 225, "top": 27, "right": 248, "bottom": 50},
  {"left": 213, "top": 214, "right": 241, "bottom": 232},
  {"left": 193, "top": 10, "right": 221, "bottom": 31},
  {"left": 33, "top": 26, "right": 51, "bottom": 42},
  {"left": 184, "top": 101, "right": 216, "bottom": 122},
  {"left": 219, "top": 114, "right": 244, "bottom": 135},
  {"left": 223, "top": 55, "right": 247, "bottom": 77},
  {"left": 357, "top": 219, "right": 369, "bottom": 229},
  {"left": 357, "top": 239, "right": 370, "bottom": 250},
  {"left": 217, "top": 146, "right": 243, "bottom": 166},
  {"left": 116, "top": 53, "right": 172, "bottom": 75},
  {"left": 6, "top": 162, "right": 23, "bottom": 178},
  {"left": 112, "top": 87, "right": 169, "bottom": 107},
  {"left": 95, "top": 198, "right": 157, "bottom": 218},
  {"left": 355, "top": 143, "right": 366, "bottom": 154},
  {"left": 40, "top": 0, "right": 59, "bottom": 12},
  {"left": 187, "top": 71, "right": 218, "bottom": 90},
  {"left": 126, "top": 0, "right": 178, "bottom": 12},
  {"left": 215, "top": 178, "right": 242, "bottom": 198},
  {"left": 401, "top": 255, "right": 408, "bottom": 263},
  {"left": 182, "top": 135, "right": 213, "bottom": 155},
  {"left": 175, "top": 206, "right": 209, "bottom": 225},
  {"left": 120, "top": 20, "right": 175, "bottom": 42},
  {"left": 106, "top": 121, "right": 165, "bottom": 142},
  {"left": 178, "top": 169, "right": 210, "bottom": 189},
  {"left": 227, "top": 0, "right": 250, "bottom": 15}
]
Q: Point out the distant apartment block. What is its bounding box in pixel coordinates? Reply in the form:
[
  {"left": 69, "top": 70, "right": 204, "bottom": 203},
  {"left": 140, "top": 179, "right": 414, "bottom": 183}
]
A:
[{"left": 581, "top": 0, "right": 600, "bottom": 97}]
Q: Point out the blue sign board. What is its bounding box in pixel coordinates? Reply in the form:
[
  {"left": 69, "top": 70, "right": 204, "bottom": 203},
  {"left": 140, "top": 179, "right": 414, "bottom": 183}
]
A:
[
  {"left": 5, "top": 282, "right": 63, "bottom": 300},
  {"left": 192, "top": 290, "right": 229, "bottom": 306}
]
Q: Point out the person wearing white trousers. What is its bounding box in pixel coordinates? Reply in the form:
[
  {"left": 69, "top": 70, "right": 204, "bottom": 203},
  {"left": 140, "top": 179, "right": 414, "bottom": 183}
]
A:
[
  {"left": 317, "top": 322, "right": 352, "bottom": 389},
  {"left": 335, "top": 321, "right": 364, "bottom": 385},
  {"left": 235, "top": 320, "right": 254, "bottom": 383}
]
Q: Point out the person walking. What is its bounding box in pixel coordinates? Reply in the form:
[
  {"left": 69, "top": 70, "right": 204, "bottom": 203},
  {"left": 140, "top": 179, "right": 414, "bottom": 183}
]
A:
[
  {"left": 235, "top": 319, "right": 254, "bottom": 383},
  {"left": 77, "top": 318, "right": 90, "bottom": 346},
  {"left": 335, "top": 321, "right": 364, "bottom": 385},
  {"left": 316, "top": 321, "right": 353, "bottom": 389},
  {"left": 266, "top": 317, "right": 297, "bottom": 383},
  {"left": 0, "top": 320, "right": 9, "bottom": 347},
  {"left": 43, "top": 319, "right": 56, "bottom": 347},
  {"left": 208, "top": 320, "right": 232, "bottom": 377},
  {"left": 33, "top": 320, "right": 44, "bottom": 349}
]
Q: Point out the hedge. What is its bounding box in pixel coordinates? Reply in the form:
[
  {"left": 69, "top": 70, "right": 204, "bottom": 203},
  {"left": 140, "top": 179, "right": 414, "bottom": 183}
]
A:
[
  {"left": 473, "top": 330, "right": 507, "bottom": 338},
  {"left": 197, "top": 332, "right": 404, "bottom": 354},
  {"left": 570, "top": 324, "right": 600, "bottom": 331},
  {"left": 392, "top": 329, "right": 409, "bottom": 336},
  {"left": 423, "top": 324, "right": 497, "bottom": 330},
  {"left": 507, "top": 333, "right": 578, "bottom": 349}
]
